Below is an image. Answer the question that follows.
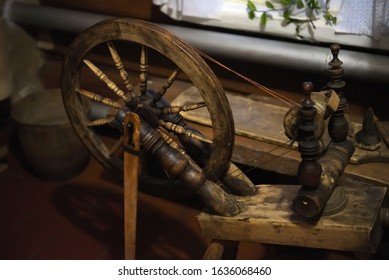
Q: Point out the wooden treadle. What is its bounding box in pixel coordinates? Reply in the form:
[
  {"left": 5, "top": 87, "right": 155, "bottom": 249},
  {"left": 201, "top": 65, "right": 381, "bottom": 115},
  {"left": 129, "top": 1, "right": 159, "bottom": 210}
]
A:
[{"left": 197, "top": 185, "right": 386, "bottom": 253}]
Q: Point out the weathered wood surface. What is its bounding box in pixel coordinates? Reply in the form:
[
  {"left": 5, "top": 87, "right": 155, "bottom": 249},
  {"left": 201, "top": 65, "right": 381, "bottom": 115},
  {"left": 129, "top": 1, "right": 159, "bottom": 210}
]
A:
[
  {"left": 123, "top": 113, "right": 141, "bottom": 260},
  {"left": 172, "top": 87, "right": 389, "bottom": 188},
  {"left": 172, "top": 86, "right": 291, "bottom": 147},
  {"left": 349, "top": 121, "right": 389, "bottom": 164},
  {"left": 202, "top": 239, "right": 239, "bottom": 260},
  {"left": 197, "top": 185, "right": 386, "bottom": 253}
]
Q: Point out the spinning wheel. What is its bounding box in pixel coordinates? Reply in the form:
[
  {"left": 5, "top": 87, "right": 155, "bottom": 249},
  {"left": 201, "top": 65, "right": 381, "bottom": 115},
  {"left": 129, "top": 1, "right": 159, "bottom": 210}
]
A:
[
  {"left": 61, "top": 18, "right": 254, "bottom": 217},
  {"left": 61, "top": 18, "right": 387, "bottom": 259},
  {"left": 62, "top": 18, "right": 231, "bottom": 177}
]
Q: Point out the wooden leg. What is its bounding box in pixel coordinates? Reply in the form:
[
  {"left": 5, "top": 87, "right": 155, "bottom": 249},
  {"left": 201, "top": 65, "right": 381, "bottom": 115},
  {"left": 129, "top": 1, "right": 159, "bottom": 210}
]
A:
[
  {"left": 123, "top": 113, "right": 141, "bottom": 260},
  {"left": 203, "top": 239, "right": 239, "bottom": 260},
  {"left": 223, "top": 240, "right": 239, "bottom": 259},
  {"left": 203, "top": 240, "right": 225, "bottom": 260}
]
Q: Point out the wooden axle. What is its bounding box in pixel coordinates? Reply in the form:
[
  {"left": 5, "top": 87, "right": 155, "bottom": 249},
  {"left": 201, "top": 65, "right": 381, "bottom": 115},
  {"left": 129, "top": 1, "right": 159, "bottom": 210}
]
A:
[
  {"left": 112, "top": 106, "right": 240, "bottom": 217},
  {"left": 154, "top": 91, "right": 256, "bottom": 196},
  {"left": 139, "top": 120, "right": 239, "bottom": 216}
]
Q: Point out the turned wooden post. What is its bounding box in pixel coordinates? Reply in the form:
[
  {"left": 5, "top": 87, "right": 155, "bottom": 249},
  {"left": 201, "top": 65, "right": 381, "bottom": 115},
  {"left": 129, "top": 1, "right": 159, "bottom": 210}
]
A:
[
  {"left": 327, "top": 44, "right": 348, "bottom": 142},
  {"left": 293, "top": 72, "right": 355, "bottom": 219},
  {"left": 297, "top": 82, "right": 322, "bottom": 190}
]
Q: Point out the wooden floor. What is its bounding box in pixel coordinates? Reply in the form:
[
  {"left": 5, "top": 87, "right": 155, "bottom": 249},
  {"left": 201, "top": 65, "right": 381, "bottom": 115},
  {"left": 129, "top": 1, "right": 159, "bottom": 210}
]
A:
[
  {"left": 0, "top": 123, "right": 205, "bottom": 259},
  {"left": 1, "top": 56, "right": 388, "bottom": 260}
]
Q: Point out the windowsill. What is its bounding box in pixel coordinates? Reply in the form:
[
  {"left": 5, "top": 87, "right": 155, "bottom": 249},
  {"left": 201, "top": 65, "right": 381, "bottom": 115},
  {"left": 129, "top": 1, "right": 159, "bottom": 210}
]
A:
[{"left": 157, "top": 0, "right": 389, "bottom": 52}]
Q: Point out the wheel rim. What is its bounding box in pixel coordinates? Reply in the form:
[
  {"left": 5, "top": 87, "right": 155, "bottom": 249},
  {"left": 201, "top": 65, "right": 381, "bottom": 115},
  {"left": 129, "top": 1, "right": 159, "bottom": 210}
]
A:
[{"left": 61, "top": 18, "right": 234, "bottom": 181}]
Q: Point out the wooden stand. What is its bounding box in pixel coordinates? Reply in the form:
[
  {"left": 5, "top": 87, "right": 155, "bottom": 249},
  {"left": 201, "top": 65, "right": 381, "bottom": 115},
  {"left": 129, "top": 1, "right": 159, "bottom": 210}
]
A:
[
  {"left": 198, "top": 184, "right": 386, "bottom": 258},
  {"left": 123, "top": 113, "right": 141, "bottom": 260}
]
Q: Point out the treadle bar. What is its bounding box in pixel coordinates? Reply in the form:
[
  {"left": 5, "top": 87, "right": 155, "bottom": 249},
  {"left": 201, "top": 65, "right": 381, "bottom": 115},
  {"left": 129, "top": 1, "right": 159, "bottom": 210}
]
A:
[{"left": 197, "top": 185, "right": 386, "bottom": 253}]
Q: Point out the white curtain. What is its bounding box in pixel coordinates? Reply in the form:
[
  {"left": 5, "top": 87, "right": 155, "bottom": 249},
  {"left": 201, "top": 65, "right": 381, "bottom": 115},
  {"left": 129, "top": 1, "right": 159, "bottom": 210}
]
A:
[
  {"left": 153, "top": 0, "right": 225, "bottom": 20},
  {"left": 335, "top": 0, "right": 389, "bottom": 39}
]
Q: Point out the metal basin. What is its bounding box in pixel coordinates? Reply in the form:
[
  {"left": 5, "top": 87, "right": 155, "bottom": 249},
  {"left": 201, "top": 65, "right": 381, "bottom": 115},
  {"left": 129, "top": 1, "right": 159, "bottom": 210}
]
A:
[{"left": 11, "top": 88, "right": 90, "bottom": 180}]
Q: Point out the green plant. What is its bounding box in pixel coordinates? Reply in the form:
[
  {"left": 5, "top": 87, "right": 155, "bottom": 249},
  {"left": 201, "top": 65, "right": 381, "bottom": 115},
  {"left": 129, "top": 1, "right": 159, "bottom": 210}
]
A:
[{"left": 247, "top": 0, "right": 337, "bottom": 38}]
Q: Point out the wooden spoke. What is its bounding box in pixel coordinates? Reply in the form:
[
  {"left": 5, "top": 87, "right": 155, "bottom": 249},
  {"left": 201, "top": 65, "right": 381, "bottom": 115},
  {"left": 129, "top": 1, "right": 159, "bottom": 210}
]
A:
[
  {"left": 161, "top": 102, "right": 206, "bottom": 115},
  {"left": 154, "top": 68, "right": 180, "bottom": 103},
  {"left": 87, "top": 116, "right": 115, "bottom": 127},
  {"left": 77, "top": 88, "right": 122, "bottom": 109},
  {"left": 139, "top": 46, "right": 148, "bottom": 96},
  {"left": 83, "top": 59, "right": 130, "bottom": 102},
  {"left": 107, "top": 41, "right": 135, "bottom": 98},
  {"left": 158, "top": 120, "right": 212, "bottom": 144},
  {"left": 109, "top": 135, "right": 124, "bottom": 157},
  {"left": 158, "top": 129, "right": 186, "bottom": 155}
]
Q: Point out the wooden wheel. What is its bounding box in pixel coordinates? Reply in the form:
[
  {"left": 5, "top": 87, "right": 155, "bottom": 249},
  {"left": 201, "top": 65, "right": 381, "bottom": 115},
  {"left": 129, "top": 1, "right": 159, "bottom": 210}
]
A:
[{"left": 61, "top": 18, "right": 235, "bottom": 184}]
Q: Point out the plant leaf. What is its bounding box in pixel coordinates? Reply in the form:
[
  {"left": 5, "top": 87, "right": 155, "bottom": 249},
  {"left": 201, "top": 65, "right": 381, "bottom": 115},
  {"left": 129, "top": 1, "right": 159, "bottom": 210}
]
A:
[
  {"left": 260, "top": 12, "right": 268, "bottom": 29},
  {"left": 297, "top": 0, "right": 304, "bottom": 9},
  {"left": 324, "top": 13, "right": 337, "bottom": 25},
  {"left": 265, "top": 1, "right": 275, "bottom": 9},
  {"left": 247, "top": 0, "right": 257, "bottom": 12},
  {"left": 281, "top": 0, "right": 292, "bottom": 6},
  {"left": 248, "top": 10, "right": 256, "bottom": 20},
  {"left": 283, "top": 9, "right": 290, "bottom": 20},
  {"left": 307, "top": 0, "right": 321, "bottom": 9}
]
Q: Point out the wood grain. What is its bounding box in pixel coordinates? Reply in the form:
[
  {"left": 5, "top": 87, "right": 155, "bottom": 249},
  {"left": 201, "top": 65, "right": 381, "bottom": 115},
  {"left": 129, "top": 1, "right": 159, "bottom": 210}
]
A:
[{"left": 198, "top": 184, "right": 386, "bottom": 253}]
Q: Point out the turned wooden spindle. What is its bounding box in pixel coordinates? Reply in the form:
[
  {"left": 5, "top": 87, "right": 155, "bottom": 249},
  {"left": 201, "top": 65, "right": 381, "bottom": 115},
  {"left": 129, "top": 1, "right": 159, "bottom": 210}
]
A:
[
  {"left": 293, "top": 78, "right": 355, "bottom": 220},
  {"left": 327, "top": 44, "right": 348, "bottom": 142},
  {"left": 297, "top": 82, "right": 322, "bottom": 190}
]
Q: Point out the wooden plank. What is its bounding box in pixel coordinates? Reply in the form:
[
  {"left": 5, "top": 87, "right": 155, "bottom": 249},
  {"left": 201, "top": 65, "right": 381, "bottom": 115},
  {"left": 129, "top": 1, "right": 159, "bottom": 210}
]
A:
[
  {"left": 172, "top": 86, "right": 292, "bottom": 147},
  {"left": 197, "top": 185, "right": 386, "bottom": 253}
]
